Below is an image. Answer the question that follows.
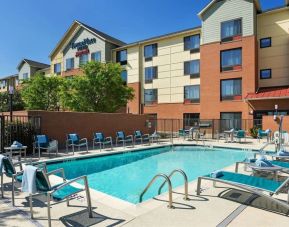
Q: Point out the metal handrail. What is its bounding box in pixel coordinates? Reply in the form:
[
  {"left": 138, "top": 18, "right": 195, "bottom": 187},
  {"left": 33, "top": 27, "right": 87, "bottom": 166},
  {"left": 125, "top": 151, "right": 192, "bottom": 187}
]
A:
[
  {"left": 158, "top": 169, "right": 189, "bottom": 200},
  {"left": 139, "top": 173, "right": 173, "bottom": 208}
]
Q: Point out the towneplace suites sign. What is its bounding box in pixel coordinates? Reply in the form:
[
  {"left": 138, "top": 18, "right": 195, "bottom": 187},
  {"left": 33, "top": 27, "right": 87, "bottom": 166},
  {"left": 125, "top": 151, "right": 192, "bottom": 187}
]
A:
[{"left": 70, "top": 38, "right": 97, "bottom": 57}]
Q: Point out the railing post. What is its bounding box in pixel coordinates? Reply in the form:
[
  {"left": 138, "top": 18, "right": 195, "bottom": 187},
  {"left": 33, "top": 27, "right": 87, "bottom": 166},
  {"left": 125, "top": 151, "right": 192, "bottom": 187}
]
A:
[{"left": 0, "top": 116, "right": 4, "bottom": 152}]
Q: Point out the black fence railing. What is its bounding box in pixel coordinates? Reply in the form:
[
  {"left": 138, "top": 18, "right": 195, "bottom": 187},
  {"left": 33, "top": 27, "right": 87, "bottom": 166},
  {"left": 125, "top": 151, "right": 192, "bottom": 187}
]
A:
[
  {"left": 146, "top": 118, "right": 263, "bottom": 140},
  {"left": 0, "top": 115, "right": 41, "bottom": 153}
]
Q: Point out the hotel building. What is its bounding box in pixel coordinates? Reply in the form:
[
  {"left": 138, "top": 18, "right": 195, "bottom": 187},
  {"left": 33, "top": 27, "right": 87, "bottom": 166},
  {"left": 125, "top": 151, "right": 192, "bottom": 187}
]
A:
[{"left": 49, "top": 0, "right": 289, "bottom": 125}]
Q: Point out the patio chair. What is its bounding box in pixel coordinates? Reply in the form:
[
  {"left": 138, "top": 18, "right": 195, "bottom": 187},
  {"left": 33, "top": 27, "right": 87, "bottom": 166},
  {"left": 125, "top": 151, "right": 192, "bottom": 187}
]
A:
[
  {"left": 33, "top": 135, "right": 58, "bottom": 159},
  {"left": 234, "top": 130, "right": 245, "bottom": 143},
  {"left": 22, "top": 165, "right": 92, "bottom": 227},
  {"left": 178, "top": 129, "right": 190, "bottom": 140},
  {"left": 134, "top": 130, "right": 150, "bottom": 145},
  {"left": 116, "top": 131, "right": 134, "bottom": 147},
  {"left": 92, "top": 132, "right": 113, "bottom": 150},
  {"left": 196, "top": 171, "right": 289, "bottom": 210},
  {"left": 258, "top": 129, "right": 271, "bottom": 142},
  {"left": 66, "top": 133, "right": 88, "bottom": 155}
]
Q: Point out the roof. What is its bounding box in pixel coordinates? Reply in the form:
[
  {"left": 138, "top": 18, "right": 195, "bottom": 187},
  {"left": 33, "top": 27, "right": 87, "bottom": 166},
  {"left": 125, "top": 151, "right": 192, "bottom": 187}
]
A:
[
  {"left": 198, "top": 0, "right": 261, "bottom": 19},
  {"left": 49, "top": 20, "right": 126, "bottom": 57},
  {"left": 0, "top": 74, "right": 18, "bottom": 80},
  {"left": 17, "top": 59, "right": 50, "bottom": 71},
  {"left": 114, "top": 26, "right": 201, "bottom": 50},
  {"left": 287, "top": 0, "right": 289, "bottom": 6},
  {"left": 245, "top": 86, "right": 289, "bottom": 100}
]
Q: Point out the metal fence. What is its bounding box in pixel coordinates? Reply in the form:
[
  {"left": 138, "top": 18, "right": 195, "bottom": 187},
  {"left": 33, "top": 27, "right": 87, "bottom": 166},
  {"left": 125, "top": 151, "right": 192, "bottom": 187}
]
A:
[
  {"left": 146, "top": 118, "right": 263, "bottom": 140},
  {"left": 0, "top": 115, "right": 41, "bottom": 153}
]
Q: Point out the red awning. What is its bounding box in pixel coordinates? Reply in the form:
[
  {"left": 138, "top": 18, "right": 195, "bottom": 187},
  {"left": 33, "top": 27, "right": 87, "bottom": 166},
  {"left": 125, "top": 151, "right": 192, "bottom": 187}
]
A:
[{"left": 245, "top": 86, "right": 289, "bottom": 100}]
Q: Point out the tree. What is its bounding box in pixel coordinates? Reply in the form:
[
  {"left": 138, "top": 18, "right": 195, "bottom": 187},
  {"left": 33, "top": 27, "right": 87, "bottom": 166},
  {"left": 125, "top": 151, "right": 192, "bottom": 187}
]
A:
[
  {"left": 21, "top": 73, "right": 64, "bottom": 111},
  {"left": 0, "top": 90, "right": 25, "bottom": 112},
  {"left": 61, "top": 61, "right": 134, "bottom": 112}
]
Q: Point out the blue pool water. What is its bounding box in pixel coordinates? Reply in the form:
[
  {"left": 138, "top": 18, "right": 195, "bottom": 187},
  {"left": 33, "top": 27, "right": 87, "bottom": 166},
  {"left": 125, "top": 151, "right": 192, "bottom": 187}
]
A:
[{"left": 47, "top": 146, "right": 248, "bottom": 204}]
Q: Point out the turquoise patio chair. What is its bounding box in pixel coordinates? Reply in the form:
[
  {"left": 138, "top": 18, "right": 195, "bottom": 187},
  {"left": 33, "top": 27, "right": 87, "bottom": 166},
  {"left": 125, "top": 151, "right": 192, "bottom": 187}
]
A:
[
  {"left": 197, "top": 171, "right": 289, "bottom": 210},
  {"left": 66, "top": 133, "right": 88, "bottom": 154},
  {"left": 258, "top": 129, "right": 271, "bottom": 142},
  {"left": 92, "top": 132, "right": 113, "bottom": 150},
  {"left": 33, "top": 135, "right": 58, "bottom": 159},
  {"left": 23, "top": 166, "right": 92, "bottom": 227},
  {"left": 234, "top": 130, "right": 245, "bottom": 143},
  {"left": 116, "top": 131, "right": 134, "bottom": 148},
  {"left": 134, "top": 130, "right": 150, "bottom": 145}
]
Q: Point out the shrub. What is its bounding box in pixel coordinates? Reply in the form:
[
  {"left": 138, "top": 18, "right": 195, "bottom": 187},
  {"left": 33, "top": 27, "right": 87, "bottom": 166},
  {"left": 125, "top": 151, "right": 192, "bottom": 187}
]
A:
[{"left": 249, "top": 126, "right": 259, "bottom": 138}]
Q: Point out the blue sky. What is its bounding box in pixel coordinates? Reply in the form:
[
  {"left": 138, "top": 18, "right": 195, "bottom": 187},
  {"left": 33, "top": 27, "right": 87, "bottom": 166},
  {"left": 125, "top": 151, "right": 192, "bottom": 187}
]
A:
[{"left": 0, "top": 0, "right": 286, "bottom": 77}]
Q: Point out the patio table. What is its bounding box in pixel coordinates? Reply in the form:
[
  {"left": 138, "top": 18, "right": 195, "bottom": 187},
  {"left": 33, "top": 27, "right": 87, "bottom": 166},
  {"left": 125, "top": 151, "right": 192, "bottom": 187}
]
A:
[
  {"left": 4, "top": 146, "right": 27, "bottom": 160},
  {"left": 224, "top": 130, "right": 234, "bottom": 143}
]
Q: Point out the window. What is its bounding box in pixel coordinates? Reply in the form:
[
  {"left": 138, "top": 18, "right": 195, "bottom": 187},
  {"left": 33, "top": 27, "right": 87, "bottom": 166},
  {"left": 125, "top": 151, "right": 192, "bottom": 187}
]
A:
[
  {"left": 116, "top": 50, "right": 127, "bottom": 65},
  {"left": 145, "top": 67, "right": 158, "bottom": 83},
  {"left": 23, "top": 73, "right": 29, "bottom": 80},
  {"left": 2, "top": 80, "right": 6, "bottom": 88},
  {"left": 144, "top": 89, "right": 158, "bottom": 105},
  {"left": 260, "top": 69, "right": 272, "bottom": 79},
  {"left": 221, "top": 79, "right": 242, "bottom": 101},
  {"left": 144, "top": 44, "right": 158, "bottom": 60},
  {"left": 221, "top": 112, "right": 242, "bottom": 131},
  {"left": 79, "top": 54, "right": 88, "bottom": 66},
  {"left": 184, "top": 60, "right": 200, "bottom": 78},
  {"left": 66, "top": 58, "right": 74, "bottom": 71},
  {"left": 260, "top": 37, "right": 271, "bottom": 48},
  {"left": 221, "top": 19, "right": 242, "bottom": 42},
  {"left": 121, "top": 70, "right": 127, "bottom": 84},
  {"left": 184, "top": 85, "right": 200, "bottom": 103},
  {"left": 183, "top": 113, "right": 200, "bottom": 129},
  {"left": 184, "top": 34, "right": 200, "bottom": 52},
  {"left": 54, "top": 63, "right": 61, "bottom": 74},
  {"left": 91, "top": 51, "right": 101, "bottom": 62},
  {"left": 221, "top": 48, "right": 242, "bottom": 71}
]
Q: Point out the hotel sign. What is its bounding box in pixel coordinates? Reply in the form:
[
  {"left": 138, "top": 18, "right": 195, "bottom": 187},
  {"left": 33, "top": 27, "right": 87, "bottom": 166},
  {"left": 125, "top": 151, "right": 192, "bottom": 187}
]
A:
[{"left": 70, "top": 38, "right": 96, "bottom": 57}]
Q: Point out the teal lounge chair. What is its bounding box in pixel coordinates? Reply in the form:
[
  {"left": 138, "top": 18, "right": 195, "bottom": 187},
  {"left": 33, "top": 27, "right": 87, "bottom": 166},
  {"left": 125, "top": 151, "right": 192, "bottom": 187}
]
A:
[
  {"left": 92, "top": 132, "right": 113, "bottom": 150},
  {"left": 66, "top": 133, "right": 88, "bottom": 154},
  {"left": 24, "top": 166, "right": 92, "bottom": 227},
  {"left": 258, "top": 129, "right": 271, "bottom": 142},
  {"left": 234, "top": 130, "right": 245, "bottom": 143},
  {"left": 196, "top": 171, "right": 289, "bottom": 210},
  {"left": 116, "top": 131, "right": 134, "bottom": 147},
  {"left": 33, "top": 135, "right": 58, "bottom": 159},
  {"left": 134, "top": 130, "right": 150, "bottom": 145}
]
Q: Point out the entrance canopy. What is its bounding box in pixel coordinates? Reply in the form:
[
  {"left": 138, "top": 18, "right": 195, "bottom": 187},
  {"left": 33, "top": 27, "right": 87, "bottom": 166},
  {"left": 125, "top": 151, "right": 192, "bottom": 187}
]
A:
[{"left": 245, "top": 86, "right": 289, "bottom": 101}]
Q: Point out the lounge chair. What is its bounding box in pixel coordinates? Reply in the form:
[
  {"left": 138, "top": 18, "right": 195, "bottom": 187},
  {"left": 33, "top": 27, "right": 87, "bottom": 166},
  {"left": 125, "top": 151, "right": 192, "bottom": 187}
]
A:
[
  {"left": 234, "top": 130, "right": 245, "bottom": 143},
  {"left": 92, "top": 132, "right": 113, "bottom": 150},
  {"left": 33, "top": 135, "right": 58, "bottom": 159},
  {"left": 22, "top": 165, "right": 92, "bottom": 227},
  {"left": 196, "top": 171, "right": 289, "bottom": 210},
  {"left": 258, "top": 129, "right": 271, "bottom": 142},
  {"left": 66, "top": 133, "right": 88, "bottom": 154},
  {"left": 116, "top": 131, "right": 134, "bottom": 147},
  {"left": 134, "top": 130, "right": 150, "bottom": 145}
]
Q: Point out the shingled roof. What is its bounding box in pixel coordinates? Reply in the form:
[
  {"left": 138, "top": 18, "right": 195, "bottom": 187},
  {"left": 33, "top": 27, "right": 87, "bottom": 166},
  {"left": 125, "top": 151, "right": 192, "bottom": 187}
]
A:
[{"left": 17, "top": 59, "right": 50, "bottom": 71}]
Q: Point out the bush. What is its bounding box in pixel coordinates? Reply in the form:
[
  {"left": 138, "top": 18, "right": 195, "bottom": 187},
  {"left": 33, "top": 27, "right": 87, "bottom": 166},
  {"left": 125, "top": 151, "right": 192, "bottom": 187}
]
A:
[{"left": 249, "top": 126, "right": 259, "bottom": 138}]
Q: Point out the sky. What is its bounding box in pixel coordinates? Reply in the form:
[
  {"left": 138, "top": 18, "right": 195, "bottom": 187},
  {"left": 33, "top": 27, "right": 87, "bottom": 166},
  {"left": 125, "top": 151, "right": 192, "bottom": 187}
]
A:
[{"left": 0, "top": 0, "right": 286, "bottom": 77}]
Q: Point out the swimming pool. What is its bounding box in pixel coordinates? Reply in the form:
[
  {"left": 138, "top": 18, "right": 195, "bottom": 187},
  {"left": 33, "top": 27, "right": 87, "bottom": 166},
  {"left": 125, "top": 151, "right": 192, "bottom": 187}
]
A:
[{"left": 46, "top": 145, "right": 248, "bottom": 204}]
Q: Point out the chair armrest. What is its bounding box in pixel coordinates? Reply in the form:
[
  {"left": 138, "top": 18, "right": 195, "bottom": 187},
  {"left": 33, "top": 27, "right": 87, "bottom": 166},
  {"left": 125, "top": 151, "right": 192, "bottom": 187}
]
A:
[
  {"left": 47, "top": 168, "right": 66, "bottom": 181},
  {"left": 52, "top": 175, "right": 87, "bottom": 191},
  {"left": 105, "top": 136, "right": 112, "bottom": 141},
  {"left": 127, "top": 135, "right": 133, "bottom": 140},
  {"left": 143, "top": 134, "right": 150, "bottom": 138},
  {"left": 79, "top": 138, "right": 88, "bottom": 143},
  {"left": 66, "top": 138, "right": 73, "bottom": 144}
]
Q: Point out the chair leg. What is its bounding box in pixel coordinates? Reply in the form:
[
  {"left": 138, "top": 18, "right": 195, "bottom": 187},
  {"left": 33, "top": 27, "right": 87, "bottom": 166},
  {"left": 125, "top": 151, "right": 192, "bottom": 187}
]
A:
[
  {"left": 38, "top": 147, "right": 41, "bottom": 160},
  {"left": 86, "top": 143, "right": 88, "bottom": 153},
  {"left": 72, "top": 146, "right": 75, "bottom": 155},
  {"left": 1, "top": 174, "right": 3, "bottom": 198},
  {"left": 47, "top": 193, "right": 52, "bottom": 227},
  {"left": 12, "top": 177, "right": 15, "bottom": 206},
  {"left": 29, "top": 194, "right": 33, "bottom": 219}
]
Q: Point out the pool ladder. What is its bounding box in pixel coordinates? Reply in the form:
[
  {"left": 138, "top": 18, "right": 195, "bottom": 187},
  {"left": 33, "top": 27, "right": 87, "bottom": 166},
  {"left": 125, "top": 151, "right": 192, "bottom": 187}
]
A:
[{"left": 139, "top": 169, "right": 189, "bottom": 208}]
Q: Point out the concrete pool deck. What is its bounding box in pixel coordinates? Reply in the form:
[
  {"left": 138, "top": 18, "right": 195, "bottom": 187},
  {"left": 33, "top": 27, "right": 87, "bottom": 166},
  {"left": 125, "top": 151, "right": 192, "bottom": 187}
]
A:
[{"left": 1, "top": 138, "right": 289, "bottom": 226}]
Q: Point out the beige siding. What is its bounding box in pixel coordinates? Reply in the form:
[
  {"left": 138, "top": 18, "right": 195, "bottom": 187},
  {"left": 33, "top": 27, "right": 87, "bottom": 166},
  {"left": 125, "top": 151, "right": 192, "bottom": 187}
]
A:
[
  {"left": 258, "top": 9, "right": 289, "bottom": 87},
  {"left": 202, "top": 0, "right": 256, "bottom": 44}
]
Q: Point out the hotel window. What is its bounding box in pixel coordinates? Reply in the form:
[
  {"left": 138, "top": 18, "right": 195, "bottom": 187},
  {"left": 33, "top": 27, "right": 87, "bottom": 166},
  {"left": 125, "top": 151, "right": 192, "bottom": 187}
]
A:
[
  {"left": 54, "top": 63, "right": 61, "bottom": 75},
  {"left": 221, "top": 112, "right": 242, "bottom": 131},
  {"left": 66, "top": 58, "right": 74, "bottom": 71},
  {"left": 144, "top": 43, "right": 158, "bottom": 61},
  {"left": 144, "top": 89, "right": 158, "bottom": 105},
  {"left": 116, "top": 50, "right": 127, "bottom": 65},
  {"left": 221, "top": 18, "right": 242, "bottom": 42},
  {"left": 221, "top": 48, "right": 242, "bottom": 71},
  {"left": 145, "top": 66, "right": 158, "bottom": 83},
  {"left": 184, "top": 85, "right": 200, "bottom": 103},
  {"left": 184, "top": 34, "right": 200, "bottom": 52},
  {"left": 23, "top": 73, "right": 29, "bottom": 80},
  {"left": 91, "top": 51, "right": 101, "bottom": 62},
  {"left": 184, "top": 60, "right": 200, "bottom": 78},
  {"left": 260, "top": 69, "right": 272, "bottom": 79},
  {"left": 121, "top": 70, "right": 127, "bottom": 84},
  {"left": 260, "top": 37, "right": 271, "bottom": 48},
  {"left": 221, "top": 79, "right": 242, "bottom": 101},
  {"left": 79, "top": 54, "right": 88, "bottom": 66}
]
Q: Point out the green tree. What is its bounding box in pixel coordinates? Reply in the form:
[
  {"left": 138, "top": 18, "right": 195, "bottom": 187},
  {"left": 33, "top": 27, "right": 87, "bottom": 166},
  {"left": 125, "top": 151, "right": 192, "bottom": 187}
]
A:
[
  {"left": 61, "top": 61, "right": 134, "bottom": 112},
  {"left": 0, "top": 90, "right": 25, "bottom": 112},
  {"left": 21, "top": 73, "right": 64, "bottom": 110}
]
